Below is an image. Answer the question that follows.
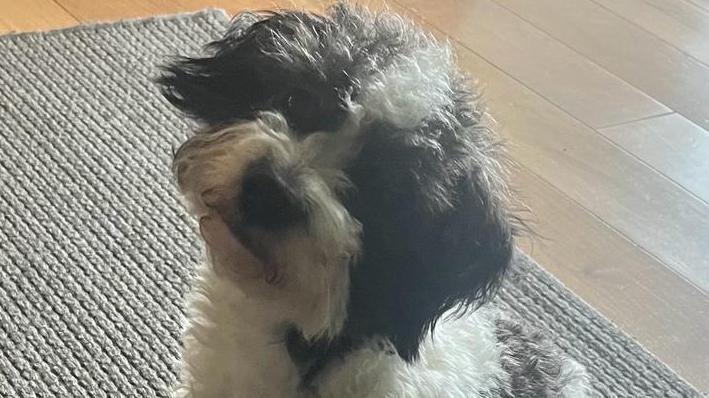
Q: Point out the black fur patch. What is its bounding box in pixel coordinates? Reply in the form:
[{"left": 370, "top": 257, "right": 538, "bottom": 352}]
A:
[
  {"left": 158, "top": 9, "right": 360, "bottom": 133},
  {"left": 238, "top": 158, "right": 309, "bottom": 231},
  {"left": 341, "top": 113, "right": 513, "bottom": 361}
]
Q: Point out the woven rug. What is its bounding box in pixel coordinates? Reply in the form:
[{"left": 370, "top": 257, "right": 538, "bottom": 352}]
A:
[{"left": 0, "top": 10, "right": 702, "bottom": 398}]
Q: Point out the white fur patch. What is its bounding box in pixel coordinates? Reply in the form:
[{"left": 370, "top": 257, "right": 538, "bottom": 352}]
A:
[
  {"left": 174, "top": 265, "right": 300, "bottom": 398},
  {"left": 314, "top": 308, "right": 509, "bottom": 398},
  {"left": 559, "top": 359, "right": 591, "bottom": 398},
  {"left": 359, "top": 31, "right": 455, "bottom": 129}
]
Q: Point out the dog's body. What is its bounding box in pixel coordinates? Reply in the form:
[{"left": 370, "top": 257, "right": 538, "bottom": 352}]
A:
[
  {"left": 178, "top": 274, "right": 587, "bottom": 398},
  {"left": 158, "top": 3, "right": 589, "bottom": 397}
]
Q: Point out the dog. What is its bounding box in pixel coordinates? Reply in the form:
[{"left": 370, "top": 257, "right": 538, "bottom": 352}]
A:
[{"left": 157, "top": 3, "right": 589, "bottom": 397}]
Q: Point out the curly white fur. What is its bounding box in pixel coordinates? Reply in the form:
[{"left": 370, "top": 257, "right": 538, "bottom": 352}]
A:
[{"left": 315, "top": 308, "right": 509, "bottom": 397}]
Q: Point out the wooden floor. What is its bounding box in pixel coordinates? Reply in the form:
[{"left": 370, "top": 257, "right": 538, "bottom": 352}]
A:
[{"left": 2, "top": 0, "right": 708, "bottom": 392}]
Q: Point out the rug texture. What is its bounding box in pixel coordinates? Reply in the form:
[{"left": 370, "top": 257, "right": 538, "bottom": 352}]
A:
[{"left": 0, "top": 10, "right": 702, "bottom": 398}]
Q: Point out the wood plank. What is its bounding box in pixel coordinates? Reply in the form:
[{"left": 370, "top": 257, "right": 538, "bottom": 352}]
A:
[
  {"left": 55, "top": 0, "right": 323, "bottom": 21},
  {"left": 600, "top": 113, "right": 709, "bottom": 203},
  {"left": 397, "top": 0, "right": 668, "bottom": 129},
  {"left": 493, "top": 0, "right": 709, "bottom": 131},
  {"left": 175, "top": 0, "right": 325, "bottom": 14},
  {"left": 689, "top": 0, "right": 709, "bottom": 12},
  {"left": 55, "top": 0, "right": 211, "bottom": 21},
  {"left": 437, "top": 23, "right": 709, "bottom": 385},
  {"left": 444, "top": 38, "right": 709, "bottom": 292},
  {"left": 593, "top": 0, "right": 709, "bottom": 66},
  {"left": 513, "top": 166, "right": 709, "bottom": 393},
  {"left": 0, "top": 0, "right": 77, "bottom": 34}
]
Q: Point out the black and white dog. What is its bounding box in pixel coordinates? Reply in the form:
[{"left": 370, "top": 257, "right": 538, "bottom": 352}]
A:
[{"left": 157, "top": 3, "right": 589, "bottom": 397}]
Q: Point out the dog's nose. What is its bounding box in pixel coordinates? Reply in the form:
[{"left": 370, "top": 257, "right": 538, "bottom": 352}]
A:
[{"left": 239, "top": 165, "right": 307, "bottom": 230}]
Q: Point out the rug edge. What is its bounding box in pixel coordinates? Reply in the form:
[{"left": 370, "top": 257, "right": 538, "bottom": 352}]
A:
[
  {"left": 512, "top": 250, "right": 705, "bottom": 396},
  {"left": 0, "top": 8, "right": 230, "bottom": 40}
]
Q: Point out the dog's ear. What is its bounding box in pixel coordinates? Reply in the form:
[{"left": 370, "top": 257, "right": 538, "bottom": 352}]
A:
[
  {"left": 344, "top": 121, "right": 515, "bottom": 361},
  {"left": 156, "top": 10, "right": 348, "bottom": 131},
  {"left": 155, "top": 12, "right": 271, "bottom": 124},
  {"left": 418, "top": 169, "right": 514, "bottom": 317}
]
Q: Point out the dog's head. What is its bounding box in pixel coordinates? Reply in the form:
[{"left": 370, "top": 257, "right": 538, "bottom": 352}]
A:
[{"left": 158, "top": 3, "right": 515, "bottom": 360}]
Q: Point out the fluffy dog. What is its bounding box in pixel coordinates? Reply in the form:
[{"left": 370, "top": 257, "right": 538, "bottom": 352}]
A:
[{"left": 157, "top": 3, "right": 589, "bottom": 397}]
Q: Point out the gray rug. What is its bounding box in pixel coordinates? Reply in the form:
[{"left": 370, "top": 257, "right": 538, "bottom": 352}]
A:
[{"left": 0, "top": 10, "right": 701, "bottom": 398}]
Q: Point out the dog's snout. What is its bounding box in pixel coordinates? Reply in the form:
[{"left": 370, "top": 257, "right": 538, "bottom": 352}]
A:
[{"left": 239, "top": 163, "right": 307, "bottom": 230}]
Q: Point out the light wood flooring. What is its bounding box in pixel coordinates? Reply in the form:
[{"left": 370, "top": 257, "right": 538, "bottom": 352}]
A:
[{"left": 2, "top": 0, "right": 707, "bottom": 392}]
